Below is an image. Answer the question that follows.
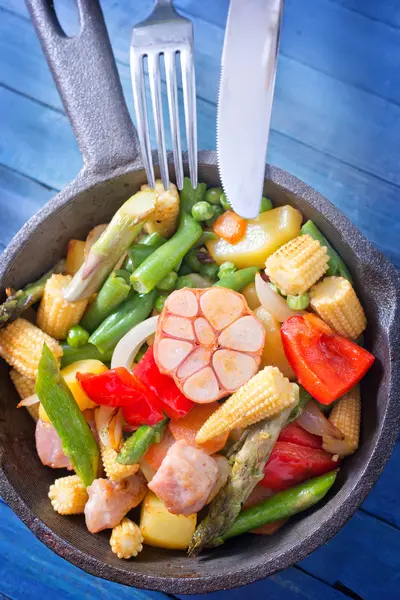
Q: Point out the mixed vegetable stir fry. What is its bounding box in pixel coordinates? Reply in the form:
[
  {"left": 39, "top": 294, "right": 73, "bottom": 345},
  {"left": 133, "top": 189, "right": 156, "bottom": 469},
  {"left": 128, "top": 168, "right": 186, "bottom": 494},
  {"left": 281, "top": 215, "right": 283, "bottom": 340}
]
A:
[{"left": 1, "top": 179, "right": 374, "bottom": 559}]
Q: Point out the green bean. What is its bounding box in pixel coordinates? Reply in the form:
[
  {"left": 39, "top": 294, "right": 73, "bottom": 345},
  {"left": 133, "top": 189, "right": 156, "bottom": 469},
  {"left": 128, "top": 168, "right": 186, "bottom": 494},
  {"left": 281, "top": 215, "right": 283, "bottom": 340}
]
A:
[
  {"left": 205, "top": 187, "right": 223, "bottom": 206},
  {"left": 80, "top": 272, "right": 131, "bottom": 332},
  {"left": 113, "top": 269, "right": 132, "bottom": 285},
  {"left": 214, "top": 267, "right": 259, "bottom": 292},
  {"left": 199, "top": 263, "right": 219, "bottom": 281},
  {"left": 260, "top": 196, "right": 273, "bottom": 212},
  {"left": 222, "top": 471, "right": 338, "bottom": 541},
  {"left": 126, "top": 245, "right": 155, "bottom": 271},
  {"left": 117, "top": 418, "right": 169, "bottom": 465},
  {"left": 220, "top": 192, "right": 231, "bottom": 211},
  {"left": 130, "top": 212, "right": 203, "bottom": 294},
  {"left": 184, "top": 249, "right": 202, "bottom": 273},
  {"left": 192, "top": 201, "right": 214, "bottom": 222},
  {"left": 180, "top": 178, "right": 207, "bottom": 214},
  {"left": 218, "top": 262, "right": 237, "bottom": 279},
  {"left": 139, "top": 232, "right": 166, "bottom": 248},
  {"left": 206, "top": 205, "right": 224, "bottom": 228},
  {"left": 176, "top": 273, "right": 213, "bottom": 289},
  {"left": 173, "top": 258, "right": 183, "bottom": 273},
  {"left": 300, "top": 220, "right": 353, "bottom": 282},
  {"left": 89, "top": 290, "right": 157, "bottom": 355},
  {"left": 155, "top": 294, "right": 169, "bottom": 312},
  {"left": 287, "top": 293, "right": 310, "bottom": 310},
  {"left": 176, "top": 275, "right": 197, "bottom": 289},
  {"left": 66, "top": 325, "right": 90, "bottom": 349},
  {"left": 156, "top": 271, "right": 178, "bottom": 292},
  {"left": 193, "top": 231, "right": 218, "bottom": 248},
  {"left": 178, "top": 262, "right": 192, "bottom": 276},
  {"left": 36, "top": 345, "right": 99, "bottom": 486},
  {"left": 61, "top": 342, "right": 113, "bottom": 368}
]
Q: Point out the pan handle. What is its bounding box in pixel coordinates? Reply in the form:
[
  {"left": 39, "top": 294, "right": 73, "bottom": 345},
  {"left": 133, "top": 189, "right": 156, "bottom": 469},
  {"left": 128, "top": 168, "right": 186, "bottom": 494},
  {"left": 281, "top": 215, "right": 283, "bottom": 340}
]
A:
[{"left": 25, "top": 0, "right": 141, "bottom": 174}]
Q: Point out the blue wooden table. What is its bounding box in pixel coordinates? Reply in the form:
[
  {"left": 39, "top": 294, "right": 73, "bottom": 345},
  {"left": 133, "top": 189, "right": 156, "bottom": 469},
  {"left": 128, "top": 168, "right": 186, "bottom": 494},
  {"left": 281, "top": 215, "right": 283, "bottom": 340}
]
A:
[{"left": 1, "top": 1, "right": 399, "bottom": 598}]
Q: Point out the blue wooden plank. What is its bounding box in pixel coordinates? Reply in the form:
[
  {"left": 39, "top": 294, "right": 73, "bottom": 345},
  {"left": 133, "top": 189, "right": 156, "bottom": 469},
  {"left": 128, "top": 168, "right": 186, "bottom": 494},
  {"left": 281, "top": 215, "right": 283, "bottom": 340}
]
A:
[
  {"left": 299, "top": 511, "right": 400, "bottom": 600},
  {"left": 333, "top": 0, "right": 400, "bottom": 28},
  {"left": 0, "top": 165, "right": 54, "bottom": 250},
  {"left": 0, "top": 498, "right": 164, "bottom": 600}
]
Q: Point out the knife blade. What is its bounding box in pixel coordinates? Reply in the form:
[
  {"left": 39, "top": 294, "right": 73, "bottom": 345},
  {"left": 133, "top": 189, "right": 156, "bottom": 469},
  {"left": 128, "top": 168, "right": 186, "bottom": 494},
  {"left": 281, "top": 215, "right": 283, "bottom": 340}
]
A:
[{"left": 217, "top": 0, "right": 283, "bottom": 219}]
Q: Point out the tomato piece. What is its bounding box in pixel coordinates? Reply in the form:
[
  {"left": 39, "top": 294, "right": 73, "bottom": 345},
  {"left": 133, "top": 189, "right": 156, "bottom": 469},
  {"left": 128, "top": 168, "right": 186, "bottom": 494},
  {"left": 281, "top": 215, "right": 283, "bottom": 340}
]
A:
[
  {"left": 77, "top": 367, "right": 164, "bottom": 425},
  {"left": 168, "top": 403, "right": 229, "bottom": 455},
  {"left": 142, "top": 429, "right": 176, "bottom": 472},
  {"left": 213, "top": 211, "right": 247, "bottom": 244},
  {"left": 281, "top": 314, "right": 374, "bottom": 404},
  {"left": 134, "top": 347, "right": 194, "bottom": 419},
  {"left": 261, "top": 441, "right": 339, "bottom": 491},
  {"left": 278, "top": 421, "right": 322, "bottom": 449}
]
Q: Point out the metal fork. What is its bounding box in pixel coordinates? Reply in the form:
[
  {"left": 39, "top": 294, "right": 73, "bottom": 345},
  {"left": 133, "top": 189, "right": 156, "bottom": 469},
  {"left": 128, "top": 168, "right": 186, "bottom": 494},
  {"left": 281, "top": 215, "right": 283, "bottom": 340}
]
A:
[{"left": 130, "top": 0, "right": 197, "bottom": 191}]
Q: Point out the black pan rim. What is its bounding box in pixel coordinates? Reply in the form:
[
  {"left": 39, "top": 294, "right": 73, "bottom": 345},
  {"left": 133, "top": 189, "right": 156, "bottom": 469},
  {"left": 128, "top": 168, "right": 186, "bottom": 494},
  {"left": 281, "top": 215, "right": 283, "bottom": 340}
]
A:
[{"left": 1, "top": 157, "right": 399, "bottom": 594}]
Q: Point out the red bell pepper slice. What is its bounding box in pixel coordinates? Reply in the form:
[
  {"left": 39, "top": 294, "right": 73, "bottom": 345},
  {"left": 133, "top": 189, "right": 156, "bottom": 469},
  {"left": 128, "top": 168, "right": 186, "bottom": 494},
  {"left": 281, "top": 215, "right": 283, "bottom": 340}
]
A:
[
  {"left": 261, "top": 441, "right": 338, "bottom": 491},
  {"left": 278, "top": 421, "right": 322, "bottom": 449},
  {"left": 134, "top": 347, "right": 194, "bottom": 420},
  {"left": 77, "top": 367, "right": 164, "bottom": 426},
  {"left": 281, "top": 314, "right": 374, "bottom": 404}
]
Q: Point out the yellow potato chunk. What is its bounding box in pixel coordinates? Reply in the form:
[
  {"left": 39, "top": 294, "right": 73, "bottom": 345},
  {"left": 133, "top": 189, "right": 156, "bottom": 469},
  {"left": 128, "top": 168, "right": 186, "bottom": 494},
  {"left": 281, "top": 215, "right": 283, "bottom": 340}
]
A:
[
  {"left": 206, "top": 205, "right": 302, "bottom": 269},
  {"left": 140, "top": 491, "right": 196, "bottom": 550},
  {"left": 65, "top": 240, "right": 86, "bottom": 276},
  {"left": 254, "top": 306, "right": 295, "bottom": 380},
  {"left": 242, "top": 282, "right": 260, "bottom": 310}
]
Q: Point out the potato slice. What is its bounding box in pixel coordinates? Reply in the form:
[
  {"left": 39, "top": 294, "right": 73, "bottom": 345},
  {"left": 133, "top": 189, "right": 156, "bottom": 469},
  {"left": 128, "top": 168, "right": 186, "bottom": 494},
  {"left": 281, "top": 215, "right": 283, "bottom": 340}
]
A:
[{"left": 140, "top": 491, "right": 196, "bottom": 550}]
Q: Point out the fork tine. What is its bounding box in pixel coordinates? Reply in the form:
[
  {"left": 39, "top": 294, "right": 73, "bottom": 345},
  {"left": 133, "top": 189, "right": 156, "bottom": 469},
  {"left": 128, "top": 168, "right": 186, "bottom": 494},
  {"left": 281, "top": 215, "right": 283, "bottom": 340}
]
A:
[
  {"left": 180, "top": 48, "right": 198, "bottom": 188},
  {"left": 164, "top": 50, "right": 184, "bottom": 191},
  {"left": 148, "top": 52, "right": 170, "bottom": 191},
  {"left": 130, "top": 50, "right": 155, "bottom": 189}
]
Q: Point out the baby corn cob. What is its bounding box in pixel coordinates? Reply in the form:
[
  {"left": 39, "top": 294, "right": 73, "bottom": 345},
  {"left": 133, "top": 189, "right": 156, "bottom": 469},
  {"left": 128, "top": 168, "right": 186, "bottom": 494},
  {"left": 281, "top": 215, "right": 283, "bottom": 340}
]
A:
[
  {"left": 101, "top": 447, "right": 139, "bottom": 482},
  {"left": 265, "top": 234, "right": 329, "bottom": 295},
  {"left": 48, "top": 475, "right": 89, "bottom": 515},
  {"left": 10, "top": 368, "right": 39, "bottom": 421},
  {"left": 310, "top": 276, "right": 367, "bottom": 340},
  {"left": 196, "top": 367, "right": 298, "bottom": 444},
  {"left": 37, "top": 274, "right": 89, "bottom": 340},
  {"left": 110, "top": 517, "right": 144, "bottom": 559},
  {"left": 141, "top": 180, "right": 179, "bottom": 238},
  {"left": 0, "top": 318, "right": 62, "bottom": 379},
  {"left": 323, "top": 385, "right": 361, "bottom": 457}
]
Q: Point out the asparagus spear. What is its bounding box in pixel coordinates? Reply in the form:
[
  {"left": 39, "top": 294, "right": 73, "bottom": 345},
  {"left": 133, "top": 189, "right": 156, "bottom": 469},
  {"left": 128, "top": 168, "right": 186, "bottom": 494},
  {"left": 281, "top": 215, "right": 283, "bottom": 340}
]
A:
[
  {"left": 223, "top": 471, "right": 338, "bottom": 541},
  {"left": 64, "top": 190, "right": 157, "bottom": 302},
  {"left": 36, "top": 344, "right": 99, "bottom": 486},
  {"left": 188, "top": 406, "right": 292, "bottom": 555},
  {"left": 80, "top": 271, "right": 131, "bottom": 332},
  {"left": 117, "top": 418, "right": 169, "bottom": 465},
  {"left": 0, "top": 260, "right": 65, "bottom": 330},
  {"left": 213, "top": 267, "right": 259, "bottom": 292}
]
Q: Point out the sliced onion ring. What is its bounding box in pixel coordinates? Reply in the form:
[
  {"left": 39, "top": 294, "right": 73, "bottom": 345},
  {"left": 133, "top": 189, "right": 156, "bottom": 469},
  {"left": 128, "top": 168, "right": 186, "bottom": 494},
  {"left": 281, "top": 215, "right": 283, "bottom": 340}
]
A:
[
  {"left": 17, "top": 393, "right": 39, "bottom": 408},
  {"left": 255, "top": 273, "right": 306, "bottom": 322},
  {"left": 111, "top": 315, "right": 159, "bottom": 370},
  {"left": 297, "top": 400, "right": 344, "bottom": 440}
]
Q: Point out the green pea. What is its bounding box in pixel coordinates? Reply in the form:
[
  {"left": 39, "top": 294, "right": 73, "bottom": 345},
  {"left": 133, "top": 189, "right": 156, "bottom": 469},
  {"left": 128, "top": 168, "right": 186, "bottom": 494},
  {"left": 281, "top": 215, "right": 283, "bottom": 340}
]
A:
[
  {"left": 184, "top": 249, "right": 202, "bottom": 273},
  {"left": 156, "top": 271, "right": 178, "bottom": 292},
  {"left": 205, "top": 187, "right": 223, "bottom": 206},
  {"left": 260, "top": 196, "right": 273, "bottom": 212},
  {"left": 286, "top": 293, "right": 310, "bottom": 310},
  {"left": 200, "top": 263, "right": 219, "bottom": 281},
  {"left": 176, "top": 275, "right": 197, "bottom": 289},
  {"left": 206, "top": 205, "right": 224, "bottom": 228},
  {"left": 67, "top": 325, "right": 90, "bottom": 349},
  {"left": 220, "top": 192, "right": 231, "bottom": 211},
  {"left": 155, "top": 294, "right": 169, "bottom": 313},
  {"left": 191, "top": 201, "right": 215, "bottom": 222},
  {"left": 218, "top": 262, "right": 237, "bottom": 279}
]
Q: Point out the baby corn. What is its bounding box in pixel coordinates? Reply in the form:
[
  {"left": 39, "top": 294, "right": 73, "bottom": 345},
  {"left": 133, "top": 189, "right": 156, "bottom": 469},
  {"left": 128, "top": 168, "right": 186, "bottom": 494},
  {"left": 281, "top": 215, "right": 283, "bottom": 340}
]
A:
[
  {"left": 110, "top": 517, "right": 144, "bottom": 559},
  {"left": 265, "top": 234, "right": 329, "bottom": 295},
  {"left": 0, "top": 318, "right": 62, "bottom": 379},
  {"left": 196, "top": 367, "right": 298, "bottom": 444},
  {"left": 10, "top": 368, "right": 39, "bottom": 421},
  {"left": 101, "top": 447, "right": 139, "bottom": 482},
  {"left": 323, "top": 385, "right": 361, "bottom": 457},
  {"left": 49, "top": 475, "right": 88, "bottom": 515},
  {"left": 37, "top": 274, "right": 89, "bottom": 340},
  {"left": 141, "top": 180, "right": 179, "bottom": 238},
  {"left": 310, "top": 276, "right": 367, "bottom": 340}
]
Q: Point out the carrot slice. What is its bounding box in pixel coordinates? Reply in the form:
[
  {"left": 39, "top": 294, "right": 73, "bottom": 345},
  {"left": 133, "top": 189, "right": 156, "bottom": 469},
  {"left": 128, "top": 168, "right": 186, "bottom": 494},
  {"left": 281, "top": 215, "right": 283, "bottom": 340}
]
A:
[
  {"left": 213, "top": 211, "right": 247, "bottom": 244},
  {"left": 168, "top": 403, "right": 229, "bottom": 455}
]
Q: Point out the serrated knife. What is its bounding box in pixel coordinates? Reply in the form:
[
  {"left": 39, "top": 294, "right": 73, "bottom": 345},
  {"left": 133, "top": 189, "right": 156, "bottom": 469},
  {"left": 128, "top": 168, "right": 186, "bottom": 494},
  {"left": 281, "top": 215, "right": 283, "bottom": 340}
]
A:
[{"left": 217, "top": 0, "right": 284, "bottom": 219}]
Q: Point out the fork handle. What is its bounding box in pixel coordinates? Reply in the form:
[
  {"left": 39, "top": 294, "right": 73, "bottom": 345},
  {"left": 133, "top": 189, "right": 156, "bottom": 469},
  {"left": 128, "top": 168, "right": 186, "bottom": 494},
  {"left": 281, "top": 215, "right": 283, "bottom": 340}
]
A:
[{"left": 25, "top": 0, "right": 141, "bottom": 174}]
